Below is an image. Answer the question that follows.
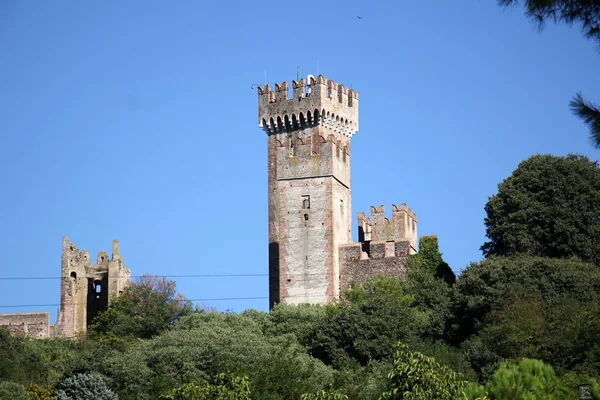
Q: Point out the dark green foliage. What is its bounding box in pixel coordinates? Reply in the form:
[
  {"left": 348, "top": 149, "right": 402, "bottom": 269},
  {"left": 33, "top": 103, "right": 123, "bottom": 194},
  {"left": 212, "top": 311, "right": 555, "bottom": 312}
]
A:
[
  {"left": 89, "top": 275, "right": 194, "bottom": 340},
  {"left": 498, "top": 1, "right": 600, "bottom": 147},
  {"left": 260, "top": 302, "right": 329, "bottom": 347},
  {"left": 330, "top": 361, "right": 393, "bottom": 400},
  {"left": 0, "top": 328, "right": 83, "bottom": 388},
  {"left": 378, "top": 343, "right": 465, "bottom": 400},
  {"left": 160, "top": 373, "right": 251, "bottom": 400},
  {"left": 498, "top": 0, "right": 600, "bottom": 42},
  {"left": 407, "top": 236, "right": 455, "bottom": 285},
  {"left": 451, "top": 255, "right": 600, "bottom": 379},
  {"left": 300, "top": 389, "right": 349, "bottom": 400},
  {"left": 451, "top": 255, "right": 600, "bottom": 341},
  {"left": 309, "top": 277, "right": 428, "bottom": 368},
  {"left": 98, "top": 312, "right": 334, "bottom": 400},
  {"left": 0, "top": 381, "right": 28, "bottom": 400},
  {"left": 481, "top": 154, "right": 600, "bottom": 264},
  {"left": 571, "top": 93, "right": 600, "bottom": 150},
  {"left": 405, "top": 237, "right": 454, "bottom": 340},
  {"left": 55, "top": 373, "right": 118, "bottom": 400},
  {"left": 405, "top": 340, "right": 477, "bottom": 382}
]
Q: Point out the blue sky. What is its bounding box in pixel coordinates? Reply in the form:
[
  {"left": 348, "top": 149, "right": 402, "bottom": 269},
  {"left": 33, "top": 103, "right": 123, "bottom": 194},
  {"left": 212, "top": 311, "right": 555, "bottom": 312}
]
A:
[{"left": 1, "top": 1, "right": 599, "bottom": 320}]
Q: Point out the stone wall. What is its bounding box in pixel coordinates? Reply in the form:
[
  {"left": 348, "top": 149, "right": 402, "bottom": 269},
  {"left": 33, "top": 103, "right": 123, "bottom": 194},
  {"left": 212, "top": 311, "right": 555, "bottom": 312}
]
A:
[
  {"left": 0, "top": 237, "right": 131, "bottom": 339},
  {"left": 0, "top": 313, "right": 50, "bottom": 338},
  {"left": 339, "top": 241, "right": 410, "bottom": 293}
]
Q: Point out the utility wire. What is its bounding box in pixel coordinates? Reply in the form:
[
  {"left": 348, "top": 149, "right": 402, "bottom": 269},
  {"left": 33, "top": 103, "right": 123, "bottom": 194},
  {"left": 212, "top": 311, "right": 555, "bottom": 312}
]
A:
[
  {"left": 0, "top": 272, "right": 337, "bottom": 281},
  {"left": 0, "top": 273, "right": 268, "bottom": 281},
  {"left": 0, "top": 294, "right": 333, "bottom": 308}
]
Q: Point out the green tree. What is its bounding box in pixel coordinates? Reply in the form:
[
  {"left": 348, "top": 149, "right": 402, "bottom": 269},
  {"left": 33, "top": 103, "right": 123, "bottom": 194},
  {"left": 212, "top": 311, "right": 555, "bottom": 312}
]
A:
[
  {"left": 160, "top": 373, "right": 251, "bottom": 400},
  {"left": 450, "top": 255, "right": 600, "bottom": 379},
  {"left": 450, "top": 255, "right": 600, "bottom": 340},
  {"left": 498, "top": 0, "right": 600, "bottom": 147},
  {"left": 55, "top": 373, "right": 118, "bottom": 400},
  {"left": 89, "top": 274, "right": 194, "bottom": 340},
  {"left": 309, "top": 277, "right": 428, "bottom": 368},
  {"left": 484, "top": 359, "right": 571, "bottom": 399},
  {"left": 481, "top": 154, "right": 600, "bottom": 265},
  {"left": 0, "top": 381, "right": 28, "bottom": 400},
  {"left": 405, "top": 236, "right": 454, "bottom": 340},
  {"left": 99, "top": 312, "right": 334, "bottom": 400},
  {"left": 406, "top": 236, "right": 454, "bottom": 285},
  {"left": 378, "top": 343, "right": 465, "bottom": 400},
  {"left": 300, "top": 390, "right": 349, "bottom": 400}
]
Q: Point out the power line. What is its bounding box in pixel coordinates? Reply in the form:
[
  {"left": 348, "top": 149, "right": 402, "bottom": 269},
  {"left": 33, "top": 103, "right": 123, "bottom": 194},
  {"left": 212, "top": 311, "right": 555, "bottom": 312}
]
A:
[
  {"left": 0, "top": 273, "right": 269, "bottom": 281},
  {"left": 0, "top": 294, "right": 334, "bottom": 309},
  {"left": 0, "top": 272, "right": 339, "bottom": 281}
]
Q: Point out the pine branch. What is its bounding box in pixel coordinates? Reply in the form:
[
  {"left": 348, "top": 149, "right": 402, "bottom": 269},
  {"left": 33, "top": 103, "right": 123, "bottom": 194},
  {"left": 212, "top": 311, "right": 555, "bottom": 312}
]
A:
[{"left": 570, "top": 93, "right": 600, "bottom": 149}]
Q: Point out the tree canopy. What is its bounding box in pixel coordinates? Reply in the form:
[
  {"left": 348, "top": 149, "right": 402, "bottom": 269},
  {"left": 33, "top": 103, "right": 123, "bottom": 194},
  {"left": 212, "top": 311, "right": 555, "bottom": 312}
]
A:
[{"left": 481, "top": 154, "right": 600, "bottom": 264}]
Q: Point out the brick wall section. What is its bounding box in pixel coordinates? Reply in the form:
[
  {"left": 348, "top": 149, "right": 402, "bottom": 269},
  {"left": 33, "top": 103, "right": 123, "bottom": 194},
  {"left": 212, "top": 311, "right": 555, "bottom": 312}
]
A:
[
  {"left": 0, "top": 313, "right": 50, "bottom": 338},
  {"left": 338, "top": 241, "right": 410, "bottom": 293}
]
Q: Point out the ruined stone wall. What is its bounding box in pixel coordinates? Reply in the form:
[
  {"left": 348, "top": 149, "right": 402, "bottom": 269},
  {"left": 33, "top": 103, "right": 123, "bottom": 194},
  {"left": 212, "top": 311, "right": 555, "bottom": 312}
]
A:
[
  {"left": 339, "top": 241, "right": 410, "bottom": 293},
  {"left": 0, "top": 313, "right": 50, "bottom": 338},
  {"left": 0, "top": 238, "right": 131, "bottom": 339},
  {"left": 54, "top": 237, "right": 131, "bottom": 338}
]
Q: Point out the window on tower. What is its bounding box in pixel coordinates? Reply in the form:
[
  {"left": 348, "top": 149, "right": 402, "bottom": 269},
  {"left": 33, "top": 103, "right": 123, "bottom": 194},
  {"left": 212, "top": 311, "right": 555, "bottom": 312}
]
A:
[{"left": 302, "top": 195, "right": 310, "bottom": 210}]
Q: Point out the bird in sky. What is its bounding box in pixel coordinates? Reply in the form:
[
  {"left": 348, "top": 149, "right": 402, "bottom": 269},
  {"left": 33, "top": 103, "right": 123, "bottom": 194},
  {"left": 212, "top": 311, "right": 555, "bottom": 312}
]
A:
[{"left": 357, "top": 16, "right": 363, "bottom": 19}]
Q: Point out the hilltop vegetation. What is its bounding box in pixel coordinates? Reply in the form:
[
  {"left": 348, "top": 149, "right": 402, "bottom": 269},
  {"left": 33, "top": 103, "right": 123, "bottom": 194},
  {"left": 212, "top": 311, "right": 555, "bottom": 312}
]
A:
[{"left": 2, "top": 153, "right": 600, "bottom": 399}]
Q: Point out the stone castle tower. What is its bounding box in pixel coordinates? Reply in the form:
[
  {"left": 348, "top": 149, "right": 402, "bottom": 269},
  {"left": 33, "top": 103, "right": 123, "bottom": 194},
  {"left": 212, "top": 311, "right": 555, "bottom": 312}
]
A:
[
  {"left": 54, "top": 237, "right": 131, "bottom": 338},
  {"left": 0, "top": 237, "right": 131, "bottom": 338},
  {"left": 258, "top": 75, "right": 418, "bottom": 308}
]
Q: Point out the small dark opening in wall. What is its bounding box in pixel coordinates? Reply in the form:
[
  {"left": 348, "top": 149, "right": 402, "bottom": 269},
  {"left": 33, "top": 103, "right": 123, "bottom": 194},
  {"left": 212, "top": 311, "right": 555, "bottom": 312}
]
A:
[
  {"left": 304, "top": 214, "right": 309, "bottom": 221},
  {"left": 361, "top": 241, "right": 371, "bottom": 258},
  {"left": 70, "top": 246, "right": 73, "bottom": 251},
  {"left": 302, "top": 195, "right": 310, "bottom": 209},
  {"left": 70, "top": 272, "right": 77, "bottom": 280},
  {"left": 287, "top": 278, "right": 291, "bottom": 282},
  {"left": 101, "top": 256, "right": 104, "bottom": 262}
]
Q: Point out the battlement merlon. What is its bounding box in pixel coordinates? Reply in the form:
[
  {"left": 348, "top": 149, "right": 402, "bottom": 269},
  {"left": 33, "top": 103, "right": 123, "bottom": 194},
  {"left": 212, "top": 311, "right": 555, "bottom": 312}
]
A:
[
  {"left": 257, "top": 75, "right": 359, "bottom": 136},
  {"left": 356, "top": 204, "right": 418, "bottom": 252}
]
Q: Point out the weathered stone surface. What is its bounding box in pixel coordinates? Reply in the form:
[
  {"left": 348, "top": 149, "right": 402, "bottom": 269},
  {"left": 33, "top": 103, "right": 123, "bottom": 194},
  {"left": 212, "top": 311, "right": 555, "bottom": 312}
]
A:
[
  {"left": 260, "top": 75, "right": 357, "bottom": 308},
  {"left": 0, "top": 238, "right": 131, "bottom": 339},
  {"left": 258, "top": 75, "right": 427, "bottom": 308},
  {"left": 0, "top": 313, "right": 50, "bottom": 338}
]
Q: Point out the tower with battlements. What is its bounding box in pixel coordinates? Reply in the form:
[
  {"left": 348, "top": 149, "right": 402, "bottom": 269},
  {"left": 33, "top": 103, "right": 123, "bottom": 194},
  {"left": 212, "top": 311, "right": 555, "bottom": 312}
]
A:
[
  {"left": 258, "top": 75, "right": 359, "bottom": 307},
  {"left": 258, "top": 74, "right": 424, "bottom": 309}
]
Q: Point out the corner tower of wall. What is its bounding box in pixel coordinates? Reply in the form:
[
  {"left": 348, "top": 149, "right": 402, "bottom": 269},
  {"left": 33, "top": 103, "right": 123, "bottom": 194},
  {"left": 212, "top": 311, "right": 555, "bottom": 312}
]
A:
[{"left": 258, "top": 75, "right": 359, "bottom": 308}]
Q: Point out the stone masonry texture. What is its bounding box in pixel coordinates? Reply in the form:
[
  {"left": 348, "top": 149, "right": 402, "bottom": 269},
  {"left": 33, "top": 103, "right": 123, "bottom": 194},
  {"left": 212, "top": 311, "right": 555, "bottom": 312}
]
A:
[
  {"left": 0, "top": 237, "right": 131, "bottom": 339},
  {"left": 258, "top": 75, "right": 428, "bottom": 308}
]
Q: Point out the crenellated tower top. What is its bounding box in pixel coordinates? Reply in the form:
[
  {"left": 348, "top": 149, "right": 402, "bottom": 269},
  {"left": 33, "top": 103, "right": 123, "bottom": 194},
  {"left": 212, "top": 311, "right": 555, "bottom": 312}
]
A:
[
  {"left": 258, "top": 75, "right": 359, "bottom": 138},
  {"left": 357, "top": 204, "right": 418, "bottom": 254}
]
